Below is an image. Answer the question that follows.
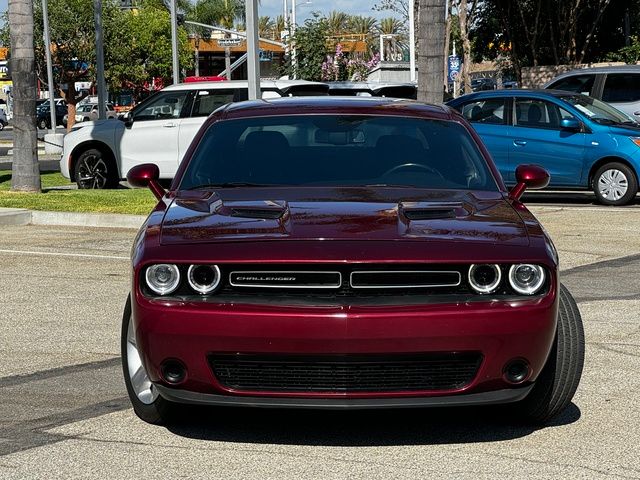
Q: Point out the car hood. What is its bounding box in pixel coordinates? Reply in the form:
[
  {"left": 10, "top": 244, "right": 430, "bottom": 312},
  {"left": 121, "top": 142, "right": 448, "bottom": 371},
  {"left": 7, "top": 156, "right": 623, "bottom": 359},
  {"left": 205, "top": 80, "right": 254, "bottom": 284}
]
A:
[
  {"left": 607, "top": 124, "right": 640, "bottom": 136},
  {"left": 158, "top": 187, "right": 529, "bottom": 246},
  {"left": 70, "top": 119, "right": 121, "bottom": 130}
]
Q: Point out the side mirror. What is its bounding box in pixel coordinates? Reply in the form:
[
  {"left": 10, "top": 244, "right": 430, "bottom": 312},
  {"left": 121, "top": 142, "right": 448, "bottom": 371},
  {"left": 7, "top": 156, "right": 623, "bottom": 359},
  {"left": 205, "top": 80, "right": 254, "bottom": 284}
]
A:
[
  {"left": 127, "top": 164, "right": 166, "bottom": 201},
  {"left": 509, "top": 164, "right": 550, "bottom": 202},
  {"left": 560, "top": 118, "right": 581, "bottom": 132}
]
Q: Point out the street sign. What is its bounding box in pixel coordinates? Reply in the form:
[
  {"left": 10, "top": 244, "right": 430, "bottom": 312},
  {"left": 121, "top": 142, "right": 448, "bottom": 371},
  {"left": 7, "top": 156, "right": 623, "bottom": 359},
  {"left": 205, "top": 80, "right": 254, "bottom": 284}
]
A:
[
  {"left": 448, "top": 55, "right": 461, "bottom": 82},
  {"left": 217, "top": 38, "right": 243, "bottom": 48}
]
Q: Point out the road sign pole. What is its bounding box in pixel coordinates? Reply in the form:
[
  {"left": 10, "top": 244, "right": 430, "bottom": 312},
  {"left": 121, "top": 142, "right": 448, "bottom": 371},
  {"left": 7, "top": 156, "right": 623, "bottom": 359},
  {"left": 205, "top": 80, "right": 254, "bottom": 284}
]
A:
[{"left": 409, "top": 0, "right": 416, "bottom": 82}]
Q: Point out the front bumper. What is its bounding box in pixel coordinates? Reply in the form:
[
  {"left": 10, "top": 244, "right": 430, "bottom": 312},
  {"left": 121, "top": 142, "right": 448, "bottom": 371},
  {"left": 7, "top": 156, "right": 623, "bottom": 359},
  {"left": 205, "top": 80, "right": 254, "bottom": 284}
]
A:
[
  {"left": 155, "top": 384, "right": 534, "bottom": 408},
  {"left": 132, "top": 286, "right": 558, "bottom": 406}
]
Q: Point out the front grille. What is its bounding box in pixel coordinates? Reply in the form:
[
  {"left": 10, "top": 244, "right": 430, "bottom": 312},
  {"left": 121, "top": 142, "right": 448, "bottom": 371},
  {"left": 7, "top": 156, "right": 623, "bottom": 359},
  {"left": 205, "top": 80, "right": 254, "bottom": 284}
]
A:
[{"left": 209, "top": 353, "right": 482, "bottom": 393}]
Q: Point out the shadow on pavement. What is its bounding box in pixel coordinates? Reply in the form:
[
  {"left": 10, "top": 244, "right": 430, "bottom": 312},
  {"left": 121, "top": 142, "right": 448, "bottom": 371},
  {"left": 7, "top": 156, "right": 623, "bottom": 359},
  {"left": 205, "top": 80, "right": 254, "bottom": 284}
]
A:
[{"left": 165, "top": 402, "right": 581, "bottom": 446}]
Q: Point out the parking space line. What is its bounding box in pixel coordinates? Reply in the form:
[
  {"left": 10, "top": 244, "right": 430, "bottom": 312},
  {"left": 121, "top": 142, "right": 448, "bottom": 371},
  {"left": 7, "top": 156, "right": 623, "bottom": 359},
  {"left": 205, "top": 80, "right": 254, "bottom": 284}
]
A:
[{"left": 0, "top": 249, "right": 129, "bottom": 260}]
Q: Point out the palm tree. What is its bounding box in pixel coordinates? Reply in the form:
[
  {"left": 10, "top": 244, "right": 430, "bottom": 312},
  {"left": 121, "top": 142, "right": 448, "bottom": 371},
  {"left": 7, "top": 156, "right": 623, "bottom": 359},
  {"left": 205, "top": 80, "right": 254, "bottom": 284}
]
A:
[
  {"left": 326, "top": 11, "right": 349, "bottom": 37},
  {"left": 417, "top": 0, "right": 445, "bottom": 103},
  {"left": 275, "top": 14, "right": 285, "bottom": 40},
  {"left": 378, "top": 17, "right": 404, "bottom": 36},
  {"left": 7, "top": 0, "right": 40, "bottom": 192},
  {"left": 347, "top": 16, "right": 377, "bottom": 37},
  {"left": 258, "top": 15, "right": 275, "bottom": 39}
]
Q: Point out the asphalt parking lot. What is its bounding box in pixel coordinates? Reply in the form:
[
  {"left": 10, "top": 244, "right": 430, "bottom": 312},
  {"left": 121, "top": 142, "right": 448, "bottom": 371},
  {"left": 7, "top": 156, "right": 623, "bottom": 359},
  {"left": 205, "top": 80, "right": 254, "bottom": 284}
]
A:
[{"left": 1, "top": 203, "right": 639, "bottom": 479}]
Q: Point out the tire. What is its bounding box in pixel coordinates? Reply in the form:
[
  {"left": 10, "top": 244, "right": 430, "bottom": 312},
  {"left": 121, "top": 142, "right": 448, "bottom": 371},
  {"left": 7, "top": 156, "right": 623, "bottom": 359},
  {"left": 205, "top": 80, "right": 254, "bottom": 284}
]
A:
[
  {"left": 38, "top": 118, "right": 47, "bottom": 130},
  {"left": 592, "top": 162, "right": 638, "bottom": 206},
  {"left": 74, "top": 148, "right": 119, "bottom": 189},
  {"left": 512, "top": 284, "right": 585, "bottom": 423},
  {"left": 121, "top": 295, "right": 177, "bottom": 425},
  {"left": 0, "top": 122, "right": 4, "bottom": 131}
]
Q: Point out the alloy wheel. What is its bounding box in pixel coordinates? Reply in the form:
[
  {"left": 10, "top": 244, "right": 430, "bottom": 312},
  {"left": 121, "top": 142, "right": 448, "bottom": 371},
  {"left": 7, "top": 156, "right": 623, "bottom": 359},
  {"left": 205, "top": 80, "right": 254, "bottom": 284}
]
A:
[
  {"left": 126, "top": 316, "right": 158, "bottom": 405},
  {"left": 77, "top": 154, "right": 109, "bottom": 189},
  {"left": 598, "top": 168, "right": 628, "bottom": 201}
]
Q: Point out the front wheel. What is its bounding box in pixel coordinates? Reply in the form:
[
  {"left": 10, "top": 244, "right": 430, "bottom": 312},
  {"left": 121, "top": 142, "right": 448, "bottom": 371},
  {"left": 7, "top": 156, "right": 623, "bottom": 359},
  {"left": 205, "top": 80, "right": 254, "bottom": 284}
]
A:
[
  {"left": 592, "top": 162, "right": 638, "bottom": 206},
  {"left": 512, "top": 284, "right": 585, "bottom": 423},
  {"left": 74, "top": 148, "right": 119, "bottom": 189},
  {"left": 121, "top": 296, "right": 177, "bottom": 424},
  {"left": 38, "top": 118, "right": 48, "bottom": 130}
]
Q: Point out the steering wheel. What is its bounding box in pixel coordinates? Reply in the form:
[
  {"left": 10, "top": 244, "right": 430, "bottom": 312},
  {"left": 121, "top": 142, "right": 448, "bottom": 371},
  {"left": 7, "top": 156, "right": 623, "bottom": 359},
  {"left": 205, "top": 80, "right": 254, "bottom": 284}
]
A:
[{"left": 381, "top": 163, "right": 444, "bottom": 179}]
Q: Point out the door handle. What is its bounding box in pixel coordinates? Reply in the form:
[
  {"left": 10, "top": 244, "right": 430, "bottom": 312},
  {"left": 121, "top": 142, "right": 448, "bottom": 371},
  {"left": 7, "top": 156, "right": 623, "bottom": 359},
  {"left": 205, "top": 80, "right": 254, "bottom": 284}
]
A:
[
  {"left": 513, "top": 140, "right": 527, "bottom": 146},
  {"left": 163, "top": 122, "right": 177, "bottom": 128}
]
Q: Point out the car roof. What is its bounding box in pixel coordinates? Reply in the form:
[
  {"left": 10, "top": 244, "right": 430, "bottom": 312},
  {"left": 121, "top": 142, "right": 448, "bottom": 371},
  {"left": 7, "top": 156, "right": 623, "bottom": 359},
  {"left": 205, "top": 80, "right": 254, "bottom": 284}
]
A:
[
  {"left": 446, "top": 89, "right": 588, "bottom": 104},
  {"left": 220, "top": 96, "right": 453, "bottom": 120},
  {"left": 162, "top": 79, "right": 328, "bottom": 92},
  {"left": 550, "top": 65, "right": 640, "bottom": 79}
]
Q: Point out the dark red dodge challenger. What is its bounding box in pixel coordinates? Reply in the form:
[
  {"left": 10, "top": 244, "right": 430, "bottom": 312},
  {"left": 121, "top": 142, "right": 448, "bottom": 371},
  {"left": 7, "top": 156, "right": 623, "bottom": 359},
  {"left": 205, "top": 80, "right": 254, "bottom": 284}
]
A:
[{"left": 123, "top": 97, "right": 585, "bottom": 425}]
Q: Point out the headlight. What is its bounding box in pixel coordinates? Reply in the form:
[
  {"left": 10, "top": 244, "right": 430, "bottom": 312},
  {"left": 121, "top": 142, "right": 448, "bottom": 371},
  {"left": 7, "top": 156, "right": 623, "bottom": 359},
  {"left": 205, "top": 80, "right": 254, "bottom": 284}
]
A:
[
  {"left": 508, "top": 264, "right": 545, "bottom": 295},
  {"left": 145, "top": 264, "right": 180, "bottom": 295},
  {"left": 187, "top": 264, "right": 221, "bottom": 294},
  {"left": 468, "top": 264, "right": 501, "bottom": 294}
]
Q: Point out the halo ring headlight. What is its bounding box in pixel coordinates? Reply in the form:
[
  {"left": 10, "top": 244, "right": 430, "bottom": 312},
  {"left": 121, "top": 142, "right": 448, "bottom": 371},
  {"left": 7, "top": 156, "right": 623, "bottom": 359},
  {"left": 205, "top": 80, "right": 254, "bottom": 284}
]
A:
[
  {"left": 187, "top": 264, "right": 221, "bottom": 294},
  {"left": 508, "top": 264, "right": 545, "bottom": 295},
  {"left": 468, "top": 264, "right": 502, "bottom": 294},
  {"left": 145, "top": 264, "right": 180, "bottom": 295}
]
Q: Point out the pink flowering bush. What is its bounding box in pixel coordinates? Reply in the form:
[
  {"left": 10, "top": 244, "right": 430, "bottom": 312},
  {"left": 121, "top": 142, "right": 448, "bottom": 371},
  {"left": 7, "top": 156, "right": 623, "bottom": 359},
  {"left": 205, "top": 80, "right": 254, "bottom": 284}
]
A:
[{"left": 321, "top": 44, "right": 380, "bottom": 81}]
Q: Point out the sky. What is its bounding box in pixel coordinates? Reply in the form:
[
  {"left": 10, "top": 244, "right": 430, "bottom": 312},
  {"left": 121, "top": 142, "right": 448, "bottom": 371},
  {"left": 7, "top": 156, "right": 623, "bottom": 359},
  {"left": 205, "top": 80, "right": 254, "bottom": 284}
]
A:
[{"left": 0, "top": 0, "right": 398, "bottom": 29}]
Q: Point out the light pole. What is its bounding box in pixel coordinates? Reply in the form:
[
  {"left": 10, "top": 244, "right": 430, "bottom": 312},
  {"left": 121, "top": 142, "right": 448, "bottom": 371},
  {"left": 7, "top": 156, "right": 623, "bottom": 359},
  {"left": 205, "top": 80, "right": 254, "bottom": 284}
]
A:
[
  {"left": 290, "top": 0, "right": 310, "bottom": 79},
  {"left": 245, "top": 0, "right": 260, "bottom": 99},
  {"left": 170, "top": 0, "right": 179, "bottom": 84},
  {"left": 94, "top": 0, "right": 106, "bottom": 119},
  {"left": 42, "top": 0, "right": 57, "bottom": 131},
  {"left": 191, "top": 34, "right": 201, "bottom": 77}
]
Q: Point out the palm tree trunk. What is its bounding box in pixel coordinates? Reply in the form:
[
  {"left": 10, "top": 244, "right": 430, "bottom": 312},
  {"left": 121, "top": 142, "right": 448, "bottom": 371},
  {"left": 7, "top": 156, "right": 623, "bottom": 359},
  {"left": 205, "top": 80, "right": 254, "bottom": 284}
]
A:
[
  {"left": 417, "top": 0, "right": 446, "bottom": 103},
  {"left": 8, "top": 0, "right": 41, "bottom": 192}
]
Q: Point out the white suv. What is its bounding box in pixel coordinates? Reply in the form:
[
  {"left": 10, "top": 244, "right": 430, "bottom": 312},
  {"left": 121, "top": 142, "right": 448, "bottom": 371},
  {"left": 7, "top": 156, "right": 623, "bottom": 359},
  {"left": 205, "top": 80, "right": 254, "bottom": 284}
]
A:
[{"left": 60, "top": 80, "right": 329, "bottom": 188}]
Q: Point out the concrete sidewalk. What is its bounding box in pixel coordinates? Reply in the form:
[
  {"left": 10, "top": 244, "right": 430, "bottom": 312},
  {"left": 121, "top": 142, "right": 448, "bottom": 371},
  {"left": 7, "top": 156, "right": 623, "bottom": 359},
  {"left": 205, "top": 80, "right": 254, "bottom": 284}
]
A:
[{"left": 0, "top": 207, "right": 145, "bottom": 229}]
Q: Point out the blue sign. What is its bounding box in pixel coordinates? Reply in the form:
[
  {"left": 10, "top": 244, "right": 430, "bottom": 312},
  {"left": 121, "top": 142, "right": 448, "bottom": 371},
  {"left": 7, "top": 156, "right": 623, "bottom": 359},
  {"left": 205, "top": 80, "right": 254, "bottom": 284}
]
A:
[{"left": 448, "top": 55, "right": 461, "bottom": 82}]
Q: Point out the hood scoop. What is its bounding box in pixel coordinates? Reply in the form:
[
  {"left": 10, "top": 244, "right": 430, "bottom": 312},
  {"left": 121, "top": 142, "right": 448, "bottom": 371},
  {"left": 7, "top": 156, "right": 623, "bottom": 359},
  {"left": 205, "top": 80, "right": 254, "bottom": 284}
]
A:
[
  {"left": 399, "top": 201, "right": 472, "bottom": 221},
  {"left": 221, "top": 201, "right": 289, "bottom": 220}
]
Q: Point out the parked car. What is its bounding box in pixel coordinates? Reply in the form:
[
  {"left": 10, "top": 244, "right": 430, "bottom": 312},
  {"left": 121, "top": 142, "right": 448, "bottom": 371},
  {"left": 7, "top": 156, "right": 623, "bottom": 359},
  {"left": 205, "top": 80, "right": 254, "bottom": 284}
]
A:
[
  {"left": 60, "top": 80, "right": 329, "bottom": 189},
  {"left": 122, "top": 96, "right": 584, "bottom": 425},
  {"left": 471, "top": 77, "right": 497, "bottom": 91},
  {"left": 544, "top": 66, "right": 640, "bottom": 122},
  {"left": 36, "top": 103, "right": 67, "bottom": 129},
  {"left": 327, "top": 81, "right": 417, "bottom": 99},
  {"left": 447, "top": 89, "right": 640, "bottom": 205},
  {"left": 74, "top": 102, "right": 117, "bottom": 123}
]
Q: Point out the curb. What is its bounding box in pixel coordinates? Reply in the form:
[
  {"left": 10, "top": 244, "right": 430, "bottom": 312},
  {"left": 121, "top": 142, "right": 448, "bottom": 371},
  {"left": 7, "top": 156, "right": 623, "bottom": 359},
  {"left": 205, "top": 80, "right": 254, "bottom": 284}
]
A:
[{"left": 0, "top": 207, "right": 145, "bottom": 229}]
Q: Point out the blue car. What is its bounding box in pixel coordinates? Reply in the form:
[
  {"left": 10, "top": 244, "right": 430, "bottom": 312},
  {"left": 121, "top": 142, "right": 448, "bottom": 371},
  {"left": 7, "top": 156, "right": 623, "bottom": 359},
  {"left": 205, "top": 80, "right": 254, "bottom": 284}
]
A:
[{"left": 447, "top": 89, "right": 640, "bottom": 205}]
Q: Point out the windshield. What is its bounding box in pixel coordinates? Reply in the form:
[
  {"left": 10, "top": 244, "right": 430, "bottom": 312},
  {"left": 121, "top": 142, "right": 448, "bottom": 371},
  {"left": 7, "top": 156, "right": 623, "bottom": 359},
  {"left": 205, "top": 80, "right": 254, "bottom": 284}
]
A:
[
  {"left": 179, "top": 115, "right": 498, "bottom": 191},
  {"left": 559, "top": 94, "right": 636, "bottom": 125}
]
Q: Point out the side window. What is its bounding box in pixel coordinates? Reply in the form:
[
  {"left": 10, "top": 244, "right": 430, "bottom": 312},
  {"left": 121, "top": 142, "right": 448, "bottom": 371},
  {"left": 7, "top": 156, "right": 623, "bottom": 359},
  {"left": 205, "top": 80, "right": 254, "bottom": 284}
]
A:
[
  {"left": 513, "top": 98, "right": 573, "bottom": 130},
  {"left": 548, "top": 74, "right": 596, "bottom": 96},
  {"left": 460, "top": 99, "right": 506, "bottom": 125},
  {"left": 132, "top": 91, "right": 189, "bottom": 121},
  {"left": 190, "top": 89, "right": 235, "bottom": 117},
  {"left": 602, "top": 74, "right": 640, "bottom": 103}
]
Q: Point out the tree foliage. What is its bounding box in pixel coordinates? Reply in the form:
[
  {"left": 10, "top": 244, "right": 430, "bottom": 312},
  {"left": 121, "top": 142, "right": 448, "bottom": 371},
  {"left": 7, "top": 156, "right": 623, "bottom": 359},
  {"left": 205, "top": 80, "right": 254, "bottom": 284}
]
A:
[{"left": 284, "top": 13, "right": 330, "bottom": 81}]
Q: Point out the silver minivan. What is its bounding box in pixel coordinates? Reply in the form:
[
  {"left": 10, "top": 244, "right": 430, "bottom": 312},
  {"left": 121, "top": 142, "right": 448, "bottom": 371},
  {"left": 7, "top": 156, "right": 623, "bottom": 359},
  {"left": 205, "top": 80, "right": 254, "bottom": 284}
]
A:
[{"left": 544, "top": 66, "right": 640, "bottom": 122}]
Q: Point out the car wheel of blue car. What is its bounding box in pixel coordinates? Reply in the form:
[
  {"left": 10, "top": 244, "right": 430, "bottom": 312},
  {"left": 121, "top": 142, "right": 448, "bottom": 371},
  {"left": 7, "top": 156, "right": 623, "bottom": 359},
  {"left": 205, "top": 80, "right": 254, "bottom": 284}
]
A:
[
  {"left": 593, "top": 162, "right": 638, "bottom": 206},
  {"left": 511, "top": 283, "right": 585, "bottom": 423},
  {"left": 121, "top": 295, "right": 177, "bottom": 425}
]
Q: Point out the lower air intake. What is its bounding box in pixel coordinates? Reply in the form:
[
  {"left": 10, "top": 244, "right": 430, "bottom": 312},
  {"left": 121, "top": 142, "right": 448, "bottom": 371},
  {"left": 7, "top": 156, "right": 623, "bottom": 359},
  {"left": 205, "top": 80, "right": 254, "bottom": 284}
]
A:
[{"left": 210, "top": 353, "right": 482, "bottom": 393}]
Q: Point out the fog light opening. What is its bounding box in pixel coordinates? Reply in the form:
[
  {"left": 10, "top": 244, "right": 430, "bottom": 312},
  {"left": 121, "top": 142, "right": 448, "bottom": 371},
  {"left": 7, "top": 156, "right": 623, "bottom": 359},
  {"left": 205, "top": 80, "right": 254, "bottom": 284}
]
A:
[
  {"left": 504, "top": 359, "right": 530, "bottom": 384},
  {"left": 161, "top": 360, "right": 187, "bottom": 385}
]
